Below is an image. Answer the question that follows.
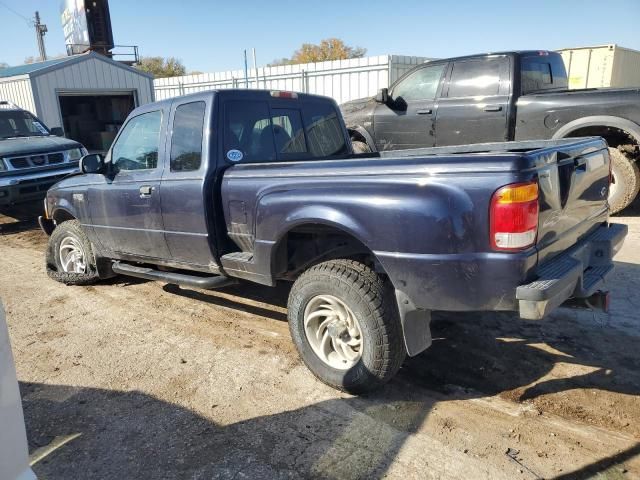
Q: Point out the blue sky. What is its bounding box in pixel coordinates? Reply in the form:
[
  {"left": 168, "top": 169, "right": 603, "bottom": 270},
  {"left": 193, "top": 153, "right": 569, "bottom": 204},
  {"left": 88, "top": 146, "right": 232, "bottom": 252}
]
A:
[{"left": 1, "top": 0, "right": 639, "bottom": 72}]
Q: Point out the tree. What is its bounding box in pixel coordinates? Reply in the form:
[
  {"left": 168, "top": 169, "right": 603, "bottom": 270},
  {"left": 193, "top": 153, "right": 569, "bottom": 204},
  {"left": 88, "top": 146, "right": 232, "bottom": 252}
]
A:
[
  {"left": 135, "top": 56, "right": 186, "bottom": 78},
  {"left": 271, "top": 38, "right": 366, "bottom": 66}
]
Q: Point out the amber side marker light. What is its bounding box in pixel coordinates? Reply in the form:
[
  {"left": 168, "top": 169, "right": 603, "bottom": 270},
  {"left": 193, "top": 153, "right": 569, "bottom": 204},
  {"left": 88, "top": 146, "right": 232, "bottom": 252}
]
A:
[{"left": 490, "top": 182, "right": 539, "bottom": 251}]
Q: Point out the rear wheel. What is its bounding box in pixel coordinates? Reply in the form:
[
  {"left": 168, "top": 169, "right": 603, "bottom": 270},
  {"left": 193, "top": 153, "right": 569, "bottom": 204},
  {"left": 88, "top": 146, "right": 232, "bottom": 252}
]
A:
[
  {"left": 608, "top": 147, "right": 640, "bottom": 214},
  {"left": 46, "top": 220, "right": 100, "bottom": 285},
  {"left": 287, "top": 259, "right": 405, "bottom": 393}
]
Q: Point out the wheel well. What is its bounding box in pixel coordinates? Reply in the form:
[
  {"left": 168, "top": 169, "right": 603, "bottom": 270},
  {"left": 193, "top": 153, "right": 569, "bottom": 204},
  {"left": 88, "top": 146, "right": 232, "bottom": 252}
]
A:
[
  {"left": 565, "top": 125, "right": 639, "bottom": 158},
  {"left": 272, "top": 224, "right": 381, "bottom": 280},
  {"left": 349, "top": 128, "right": 369, "bottom": 146},
  {"left": 52, "top": 209, "right": 75, "bottom": 224}
]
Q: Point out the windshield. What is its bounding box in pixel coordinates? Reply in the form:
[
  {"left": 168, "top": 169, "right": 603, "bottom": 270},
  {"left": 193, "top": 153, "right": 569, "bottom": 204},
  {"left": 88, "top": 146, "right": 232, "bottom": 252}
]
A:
[{"left": 0, "top": 110, "right": 50, "bottom": 139}]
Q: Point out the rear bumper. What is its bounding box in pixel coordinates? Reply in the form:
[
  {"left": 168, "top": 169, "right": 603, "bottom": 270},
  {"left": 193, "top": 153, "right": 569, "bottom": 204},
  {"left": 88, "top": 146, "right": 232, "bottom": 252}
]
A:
[
  {"left": 375, "top": 222, "right": 626, "bottom": 316},
  {"left": 516, "top": 222, "right": 627, "bottom": 319},
  {"left": 0, "top": 167, "right": 78, "bottom": 206}
]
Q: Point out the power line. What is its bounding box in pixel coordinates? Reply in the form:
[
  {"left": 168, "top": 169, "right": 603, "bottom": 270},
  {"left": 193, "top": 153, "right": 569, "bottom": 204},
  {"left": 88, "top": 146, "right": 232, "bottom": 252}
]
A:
[{"left": 0, "top": 0, "right": 33, "bottom": 26}]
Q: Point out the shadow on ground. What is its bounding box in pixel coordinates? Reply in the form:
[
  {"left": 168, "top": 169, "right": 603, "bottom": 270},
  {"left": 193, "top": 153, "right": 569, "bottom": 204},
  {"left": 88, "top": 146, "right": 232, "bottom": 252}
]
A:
[
  {"left": 22, "top": 376, "right": 638, "bottom": 480},
  {"left": 0, "top": 201, "right": 42, "bottom": 235}
]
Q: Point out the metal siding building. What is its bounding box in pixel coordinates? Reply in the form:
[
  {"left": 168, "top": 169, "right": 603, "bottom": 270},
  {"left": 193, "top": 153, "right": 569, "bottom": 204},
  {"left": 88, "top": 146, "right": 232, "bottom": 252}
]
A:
[
  {"left": 154, "top": 55, "right": 432, "bottom": 104},
  {"left": 558, "top": 45, "right": 640, "bottom": 89},
  {"left": 0, "top": 52, "right": 154, "bottom": 151}
]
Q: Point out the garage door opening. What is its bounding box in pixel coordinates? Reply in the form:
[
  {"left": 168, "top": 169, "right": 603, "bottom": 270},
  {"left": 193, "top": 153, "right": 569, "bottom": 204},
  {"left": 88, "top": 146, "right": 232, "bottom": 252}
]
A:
[{"left": 58, "top": 93, "right": 136, "bottom": 153}]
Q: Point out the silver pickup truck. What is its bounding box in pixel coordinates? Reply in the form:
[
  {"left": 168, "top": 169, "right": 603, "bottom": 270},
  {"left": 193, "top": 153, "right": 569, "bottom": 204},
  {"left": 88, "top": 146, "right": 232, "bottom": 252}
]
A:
[{"left": 0, "top": 101, "right": 86, "bottom": 206}]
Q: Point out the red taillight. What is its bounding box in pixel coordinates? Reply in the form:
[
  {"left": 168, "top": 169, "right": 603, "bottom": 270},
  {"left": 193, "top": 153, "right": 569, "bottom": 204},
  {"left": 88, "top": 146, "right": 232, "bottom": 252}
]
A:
[
  {"left": 490, "top": 182, "right": 539, "bottom": 251},
  {"left": 270, "top": 90, "right": 298, "bottom": 99}
]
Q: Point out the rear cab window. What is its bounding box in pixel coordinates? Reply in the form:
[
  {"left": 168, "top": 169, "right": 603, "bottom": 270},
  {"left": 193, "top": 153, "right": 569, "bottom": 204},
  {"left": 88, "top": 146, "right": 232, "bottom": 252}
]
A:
[
  {"left": 223, "top": 96, "right": 348, "bottom": 163},
  {"left": 521, "top": 53, "right": 568, "bottom": 94}
]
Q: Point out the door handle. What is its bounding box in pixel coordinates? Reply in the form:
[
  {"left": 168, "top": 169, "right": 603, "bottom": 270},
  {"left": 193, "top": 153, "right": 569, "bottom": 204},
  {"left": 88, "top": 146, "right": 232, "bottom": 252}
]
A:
[
  {"left": 416, "top": 108, "right": 433, "bottom": 115},
  {"left": 483, "top": 105, "right": 503, "bottom": 112},
  {"left": 139, "top": 185, "right": 153, "bottom": 197}
]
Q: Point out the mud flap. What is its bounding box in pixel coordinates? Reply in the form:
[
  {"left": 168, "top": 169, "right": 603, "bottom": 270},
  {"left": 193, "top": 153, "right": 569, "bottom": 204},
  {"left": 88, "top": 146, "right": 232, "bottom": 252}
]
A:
[{"left": 395, "top": 289, "right": 432, "bottom": 356}]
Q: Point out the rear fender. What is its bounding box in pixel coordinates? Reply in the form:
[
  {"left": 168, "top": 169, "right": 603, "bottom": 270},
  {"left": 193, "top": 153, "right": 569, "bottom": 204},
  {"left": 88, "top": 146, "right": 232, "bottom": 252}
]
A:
[
  {"left": 268, "top": 204, "right": 433, "bottom": 356},
  {"left": 553, "top": 115, "right": 640, "bottom": 146}
]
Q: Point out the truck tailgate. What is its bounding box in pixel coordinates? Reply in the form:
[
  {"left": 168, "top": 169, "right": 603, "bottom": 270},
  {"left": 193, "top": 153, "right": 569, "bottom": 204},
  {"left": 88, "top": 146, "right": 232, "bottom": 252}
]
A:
[{"left": 533, "top": 137, "right": 610, "bottom": 264}]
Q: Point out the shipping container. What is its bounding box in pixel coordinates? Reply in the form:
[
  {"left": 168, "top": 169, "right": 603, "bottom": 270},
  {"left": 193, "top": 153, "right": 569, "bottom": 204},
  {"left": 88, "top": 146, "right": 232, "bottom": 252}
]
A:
[
  {"left": 154, "top": 55, "right": 433, "bottom": 104},
  {"left": 558, "top": 44, "right": 640, "bottom": 89}
]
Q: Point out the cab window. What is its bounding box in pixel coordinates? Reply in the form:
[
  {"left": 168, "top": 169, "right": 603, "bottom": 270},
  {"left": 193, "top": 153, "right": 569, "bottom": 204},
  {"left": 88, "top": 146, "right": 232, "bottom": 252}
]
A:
[
  {"left": 170, "top": 102, "right": 206, "bottom": 172},
  {"left": 392, "top": 64, "right": 446, "bottom": 102},
  {"left": 447, "top": 59, "right": 502, "bottom": 98},
  {"left": 111, "top": 110, "right": 162, "bottom": 171},
  {"left": 224, "top": 100, "right": 347, "bottom": 163},
  {"left": 521, "top": 55, "right": 568, "bottom": 94}
]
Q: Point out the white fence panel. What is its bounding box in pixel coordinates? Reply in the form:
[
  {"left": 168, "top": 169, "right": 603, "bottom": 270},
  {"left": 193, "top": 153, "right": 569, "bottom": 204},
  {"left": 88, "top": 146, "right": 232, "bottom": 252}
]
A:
[{"left": 154, "top": 54, "right": 432, "bottom": 104}]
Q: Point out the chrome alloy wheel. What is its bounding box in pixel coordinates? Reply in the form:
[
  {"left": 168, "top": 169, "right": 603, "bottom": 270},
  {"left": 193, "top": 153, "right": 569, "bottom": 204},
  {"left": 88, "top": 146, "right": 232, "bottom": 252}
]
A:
[
  {"left": 303, "top": 294, "right": 363, "bottom": 370},
  {"left": 59, "top": 236, "right": 87, "bottom": 273}
]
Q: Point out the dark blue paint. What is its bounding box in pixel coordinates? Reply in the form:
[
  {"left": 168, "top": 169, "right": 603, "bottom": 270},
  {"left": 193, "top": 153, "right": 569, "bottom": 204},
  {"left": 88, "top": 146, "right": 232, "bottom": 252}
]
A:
[{"left": 44, "top": 90, "right": 616, "bottom": 340}]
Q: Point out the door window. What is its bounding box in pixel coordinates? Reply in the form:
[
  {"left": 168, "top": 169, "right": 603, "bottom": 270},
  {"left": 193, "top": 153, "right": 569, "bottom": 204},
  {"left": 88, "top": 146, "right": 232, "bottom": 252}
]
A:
[
  {"left": 170, "top": 102, "right": 206, "bottom": 171},
  {"left": 447, "top": 59, "right": 502, "bottom": 97},
  {"left": 392, "top": 64, "right": 446, "bottom": 101},
  {"left": 111, "top": 110, "right": 162, "bottom": 171}
]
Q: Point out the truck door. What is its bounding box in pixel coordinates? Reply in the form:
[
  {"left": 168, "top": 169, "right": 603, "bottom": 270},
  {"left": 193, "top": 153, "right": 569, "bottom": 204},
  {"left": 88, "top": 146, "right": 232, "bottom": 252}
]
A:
[
  {"left": 372, "top": 63, "right": 447, "bottom": 150},
  {"left": 160, "top": 97, "right": 218, "bottom": 268},
  {"left": 435, "top": 57, "right": 510, "bottom": 146},
  {"left": 88, "top": 108, "right": 171, "bottom": 258}
]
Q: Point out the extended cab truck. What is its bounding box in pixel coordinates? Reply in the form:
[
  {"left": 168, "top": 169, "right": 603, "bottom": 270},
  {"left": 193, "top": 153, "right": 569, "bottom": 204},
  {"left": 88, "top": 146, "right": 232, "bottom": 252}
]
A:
[
  {"left": 0, "top": 101, "right": 86, "bottom": 206},
  {"left": 40, "top": 90, "right": 626, "bottom": 393},
  {"left": 341, "top": 50, "right": 640, "bottom": 214}
]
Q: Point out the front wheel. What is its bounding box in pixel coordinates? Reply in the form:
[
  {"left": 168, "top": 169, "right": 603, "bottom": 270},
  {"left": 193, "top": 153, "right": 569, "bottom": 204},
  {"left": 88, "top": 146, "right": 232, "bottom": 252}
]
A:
[
  {"left": 46, "top": 220, "right": 100, "bottom": 285},
  {"left": 287, "top": 259, "right": 405, "bottom": 393},
  {"left": 351, "top": 140, "right": 372, "bottom": 154}
]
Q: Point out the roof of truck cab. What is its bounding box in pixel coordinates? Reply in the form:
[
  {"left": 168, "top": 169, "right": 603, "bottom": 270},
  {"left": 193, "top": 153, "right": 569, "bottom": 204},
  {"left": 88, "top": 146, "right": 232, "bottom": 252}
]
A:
[
  {"left": 142, "top": 89, "right": 337, "bottom": 109},
  {"left": 424, "top": 50, "right": 559, "bottom": 64}
]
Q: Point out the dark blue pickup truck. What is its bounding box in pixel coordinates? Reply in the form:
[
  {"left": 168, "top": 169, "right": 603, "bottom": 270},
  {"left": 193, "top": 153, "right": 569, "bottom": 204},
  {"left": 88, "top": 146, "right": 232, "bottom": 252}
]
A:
[{"left": 40, "top": 89, "right": 627, "bottom": 392}]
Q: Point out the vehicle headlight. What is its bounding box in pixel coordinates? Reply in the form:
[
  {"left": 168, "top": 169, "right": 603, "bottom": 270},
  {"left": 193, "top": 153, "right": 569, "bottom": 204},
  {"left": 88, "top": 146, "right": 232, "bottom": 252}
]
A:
[{"left": 66, "top": 148, "right": 83, "bottom": 161}]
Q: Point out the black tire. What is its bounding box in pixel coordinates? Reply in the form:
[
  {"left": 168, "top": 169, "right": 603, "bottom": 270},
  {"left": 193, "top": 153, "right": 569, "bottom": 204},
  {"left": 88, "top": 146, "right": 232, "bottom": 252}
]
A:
[
  {"left": 608, "top": 147, "right": 640, "bottom": 214},
  {"left": 46, "top": 220, "right": 100, "bottom": 285},
  {"left": 287, "top": 259, "right": 405, "bottom": 393},
  {"left": 352, "top": 140, "right": 372, "bottom": 154}
]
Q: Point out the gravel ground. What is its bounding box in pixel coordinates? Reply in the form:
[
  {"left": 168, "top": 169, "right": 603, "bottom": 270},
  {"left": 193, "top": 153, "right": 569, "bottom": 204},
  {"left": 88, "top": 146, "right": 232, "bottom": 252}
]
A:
[{"left": 1, "top": 201, "right": 639, "bottom": 480}]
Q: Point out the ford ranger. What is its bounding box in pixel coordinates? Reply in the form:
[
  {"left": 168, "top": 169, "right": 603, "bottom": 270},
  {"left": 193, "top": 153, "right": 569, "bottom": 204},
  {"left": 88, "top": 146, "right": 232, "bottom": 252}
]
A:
[
  {"left": 0, "top": 101, "right": 86, "bottom": 206},
  {"left": 341, "top": 50, "right": 640, "bottom": 213},
  {"left": 40, "top": 90, "right": 627, "bottom": 392}
]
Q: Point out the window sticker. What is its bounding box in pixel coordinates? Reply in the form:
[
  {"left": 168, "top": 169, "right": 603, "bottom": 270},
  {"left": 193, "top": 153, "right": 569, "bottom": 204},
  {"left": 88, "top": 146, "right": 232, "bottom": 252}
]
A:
[
  {"left": 226, "top": 149, "right": 243, "bottom": 162},
  {"left": 33, "top": 122, "right": 49, "bottom": 134}
]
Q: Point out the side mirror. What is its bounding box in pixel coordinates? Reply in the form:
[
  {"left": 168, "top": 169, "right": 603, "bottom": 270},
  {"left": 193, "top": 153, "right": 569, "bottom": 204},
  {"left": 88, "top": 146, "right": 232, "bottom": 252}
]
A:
[
  {"left": 375, "top": 88, "right": 389, "bottom": 104},
  {"left": 50, "top": 127, "right": 64, "bottom": 136},
  {"left": 80, "top": 154, "right": 105, "bottom": 174}
]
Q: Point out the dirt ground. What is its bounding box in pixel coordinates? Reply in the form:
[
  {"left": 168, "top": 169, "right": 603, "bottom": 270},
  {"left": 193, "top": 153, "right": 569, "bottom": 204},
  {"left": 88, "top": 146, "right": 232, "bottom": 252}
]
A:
[{"left": 1, "top": 201, "right": 639, "bottom": 480}]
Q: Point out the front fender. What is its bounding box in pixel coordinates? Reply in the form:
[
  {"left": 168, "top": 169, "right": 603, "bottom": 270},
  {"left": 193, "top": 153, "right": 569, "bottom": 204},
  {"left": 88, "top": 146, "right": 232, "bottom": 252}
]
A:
[{"left": 348, "top": 126, "right": 377, "bottom": 152}]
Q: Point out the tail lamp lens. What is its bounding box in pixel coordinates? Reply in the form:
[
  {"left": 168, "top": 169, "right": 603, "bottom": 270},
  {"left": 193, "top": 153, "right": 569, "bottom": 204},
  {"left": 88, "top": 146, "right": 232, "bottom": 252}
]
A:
[{"left": 490, "top": 182, "right": 539, "bottom": 251}]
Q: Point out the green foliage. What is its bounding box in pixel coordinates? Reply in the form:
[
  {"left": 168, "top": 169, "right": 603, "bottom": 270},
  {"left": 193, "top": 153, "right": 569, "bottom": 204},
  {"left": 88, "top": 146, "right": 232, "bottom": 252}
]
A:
[
  {"left": 271, "top": 38, "right": 366, "bottom": 66},
  {"left": 135, "top": 56, "right": 186, "bottom": 78}
]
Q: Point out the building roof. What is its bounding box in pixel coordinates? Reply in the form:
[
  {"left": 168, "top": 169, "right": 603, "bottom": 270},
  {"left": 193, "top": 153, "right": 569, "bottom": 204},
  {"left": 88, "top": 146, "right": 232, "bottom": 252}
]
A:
[
  {"left": 0, "top": 52, "right": 153, "bottom": 79},
  {"left": 0, "top": 56, "right": 74, "bottom": 78}
]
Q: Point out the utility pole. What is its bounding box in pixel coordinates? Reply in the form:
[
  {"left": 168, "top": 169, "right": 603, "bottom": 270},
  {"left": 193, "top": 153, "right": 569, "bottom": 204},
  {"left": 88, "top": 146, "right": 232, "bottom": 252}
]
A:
[
  {"left": 34, "top": 11, "right": 48, "bottom": 62},
  {"left": 252, "top": 48, "right": 259, "bottom": 89}
]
